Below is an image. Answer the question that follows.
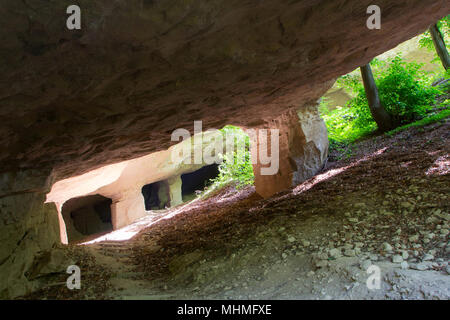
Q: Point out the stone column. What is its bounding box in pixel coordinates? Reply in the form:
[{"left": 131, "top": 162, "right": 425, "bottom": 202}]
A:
[
  {"left": 54, "top": 201, "right": 69, "bottom": 244},
  {"left": 168, "top": 175, "right": 183, "bottom": 207},
  {"left": 157, "top": 180, "right": 171, "bottom": 208},
  {"left": 111, "top": 190, "right": 147, "bottom": 230},
  {"left": 250, "top": 106, "right": 328, "bottom": 198}
]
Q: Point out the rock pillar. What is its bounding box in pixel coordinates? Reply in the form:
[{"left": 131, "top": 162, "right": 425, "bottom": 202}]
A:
[
  {"left": 111, "top": 190, "right": 146, "bottom": 230},
  {"left": 168, "top": 176, "right": 183, "bottom": 207},
  {"left": 250, "top": 106, "right": 328, "bottom": 198}
]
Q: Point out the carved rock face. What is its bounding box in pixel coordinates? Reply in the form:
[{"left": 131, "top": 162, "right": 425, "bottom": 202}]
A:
[
  {"left": 0, "top": 170, "right": 61, "bottom": 299},
  {"left": 0, "top": 0, "right": 448, "bottom": 180},
  {"left": 251, "top": 106, "right": 329, "bottom": 198},
  {"left": 0, "top": 0, "right": 449, "bottom": 298}
]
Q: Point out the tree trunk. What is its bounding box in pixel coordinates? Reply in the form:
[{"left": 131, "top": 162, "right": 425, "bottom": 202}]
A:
[
  {"left": 430, "top": 23, "right": 450, "bottom": 70},
  {"left": 360, "top": 64, "right": 395, "bottom": 132}
]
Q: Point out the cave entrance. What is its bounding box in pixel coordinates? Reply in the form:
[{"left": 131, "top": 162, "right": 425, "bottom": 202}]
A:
[
  {"left": 61, "top": 195, "right": 113, "bottom": 244},
  {"left": 141, "top": 180, "right": 170, "bottom": 210},
  {"left": 181, "top": 164, "right": 219, "bottom": 202}
]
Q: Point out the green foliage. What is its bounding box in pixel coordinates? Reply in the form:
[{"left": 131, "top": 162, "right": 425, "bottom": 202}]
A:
[
  {"left": 322, "top": 55, "right": 444, "bottom": 154},
  {"left": 321, "top": 106, "right": 375, "bottom": 145},
  {"left": 439, "top": 69, "right": 450, "bottom": 92},
  {"left": 210, "top": 125, "right": 254, "bottom": 189},
  {"left": 419, "top": 15, "right": 450, "bottom": 51},
  {"left": 386, "top": 106, "right": 450, "bottom": 136},
  {"left": 335, "top": 58, "right": 386, "bottom": 94},
  {"left": 355, "top": 56, "right": 440, "bottom": 126},
  {"left": 320, "top": 97, "right": 372, "bottom": 159},
  {"left": 336, "top": 73, "right": 361, "bottom": 95}
]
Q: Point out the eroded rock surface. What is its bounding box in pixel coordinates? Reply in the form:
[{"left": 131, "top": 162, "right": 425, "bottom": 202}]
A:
[
  {"left": 0, "top": 0, "right": 449, "bottom": 299},
  {"left": 0, "top": 0, "right": 448, "bottom": 180},
  {"left": 0, "top": 170, "right": 62, "bottom": 298},
  {"left": 252, "top": 105, "right": 329, "bottom": 198},
  {"left": 47, "top": 130, "right": 236, "bottom": 237},
  {"left": 23, "top": 120, "right": 450, "bottom": 300}
]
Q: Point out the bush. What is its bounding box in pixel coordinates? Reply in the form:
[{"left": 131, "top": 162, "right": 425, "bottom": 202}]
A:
[
  {"left": 210, "top": 125, "right": 254, "bottom": 188},
  {"left": 419, "top": 15, "right": 450, "bottom": 53},
  {"left": 351, "top": 55, "right": 441, "bottom": 128},
  {"left": 386, "top": 107, "right": 450, "bottom": 136},
  {"left": 321, "top": 105, "right": 375, "bottom": 145},
  {"left": 322, "top": 55, "right": 444, "bottom": 154}
]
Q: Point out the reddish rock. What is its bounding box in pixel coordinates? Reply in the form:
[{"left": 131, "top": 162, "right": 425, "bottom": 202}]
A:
[
  {"left": 0, "top": 0, "right": 449, "bottom": 298},
  {"left": 251, "top": 105, "right": 328, "bottom": 198}
]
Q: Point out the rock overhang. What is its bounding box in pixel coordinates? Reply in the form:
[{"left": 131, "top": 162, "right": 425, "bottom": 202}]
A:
[
  {"left": 0, "top": 0, "right": 448, "bottom": 181},
  {"left": 46, "top": 130, "right": 233, "bottom": 205},
  {"left": 0, "top": 0, "right": 449, "bottom": 299}
]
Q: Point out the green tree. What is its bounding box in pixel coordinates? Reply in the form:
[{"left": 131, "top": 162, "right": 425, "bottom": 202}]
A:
[
  {"left": 355, "top": 56, "right": 440, "bottom": 128},
  {"left": 419, "top": 16, "right": 450, "bottom": 70},
  {"left": 429, "top": 23, "right": 450, "bottom": 70},
  {"left": 360, "top": 63, "right": 395, "bottom": 132}
]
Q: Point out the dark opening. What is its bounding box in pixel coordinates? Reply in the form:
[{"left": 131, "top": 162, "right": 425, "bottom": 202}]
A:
[
  {"left": 61, "top": 194, "right": 113, "bottom": 243},
  {"left": 141, "top": 180, "right": 170, "bottom": 210},
  {"left": 181, "top": 164, "right": 219, "bottom": 202}
]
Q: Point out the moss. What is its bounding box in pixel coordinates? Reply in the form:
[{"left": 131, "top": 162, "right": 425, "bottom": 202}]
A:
[{"left": 386, "top": 107, "right": 450, "bottom": 136}]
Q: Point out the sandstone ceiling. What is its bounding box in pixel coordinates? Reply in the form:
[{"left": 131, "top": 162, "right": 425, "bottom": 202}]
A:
[{"left": 1, "top": 0, "right": 448, "bottom": 181}]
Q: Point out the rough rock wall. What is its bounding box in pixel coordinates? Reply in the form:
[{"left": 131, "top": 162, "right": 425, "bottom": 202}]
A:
[
  {"left": 293, "top": 105, "right": 329, "bottom": 184},
  {"left": 251, "top": 105, "right": 329, "bottom": 198},
  {"left": 168, "top": 176, "right": 183, "bottom": 207},
  {"left": 45, "top": 130, "right": 237, "bottom": 240},
  {"left": 0, "top": 170, "right": 62, "bottom": 298},
  {"left": 0, "top": 0, "right": 449, "bottom": 298},
  {"left": 0, "top": 0, "right": 448, "bottom": 181}
]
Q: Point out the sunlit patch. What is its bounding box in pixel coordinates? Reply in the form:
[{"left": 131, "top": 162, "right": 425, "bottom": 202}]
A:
[
  {"left": 81, "top": 202, "right": 192, "bottom": 244},
  {"left": 80, "top": 185, "right": 251, "bottom": 245},
  {"left": 81, "top": 218, "right": 152, "bottom": 244},
  {"left": 426, "top": 150, "right": 441, "bottom": 156},
  {"left": 46, "top": 126, "right": 241, "bottom": 245},
  {"left": 425, "top": 155, "right": 449, "bottom": 176},
  {"left": 292, "top": 147, "right": 388, "bottom": 195},
  {"left": 46, "top": 161, "right": 129, "bottom": 205},
  {"left": 400, "top": 161, "right": 412, "bottom": 168},
  {"left": 250, "top": 148, "right": 389, "bottom": 210}
]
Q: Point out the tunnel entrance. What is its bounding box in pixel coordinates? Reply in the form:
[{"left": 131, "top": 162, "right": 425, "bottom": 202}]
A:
[
  {"left": 141, "top": 180, "right": 170, "bottom": 210},
  {"left": 61, "top": 195, "right": 113, "bottom": 243},
  {"left": 181, "top": 164, "right": 219, "bottom": 202}
]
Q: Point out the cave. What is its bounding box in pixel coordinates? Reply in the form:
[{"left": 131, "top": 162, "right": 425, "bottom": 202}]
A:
[
  {"left": 141, "top": 180, "right": 170, "bottom": 210},
  {"left": 61, "top": 195, "right": 113, "bottom": 243},
  {"left": 0, "top": 0, "right": 448, "bottom": 301},
  {"left": 181, "top": 164, "right": 220, "bottom": 202}
]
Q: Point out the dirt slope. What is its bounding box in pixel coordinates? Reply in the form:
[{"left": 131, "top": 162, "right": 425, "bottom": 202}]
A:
[{"left": 24, "top": 119, "right": 450, "bottom": 300}]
